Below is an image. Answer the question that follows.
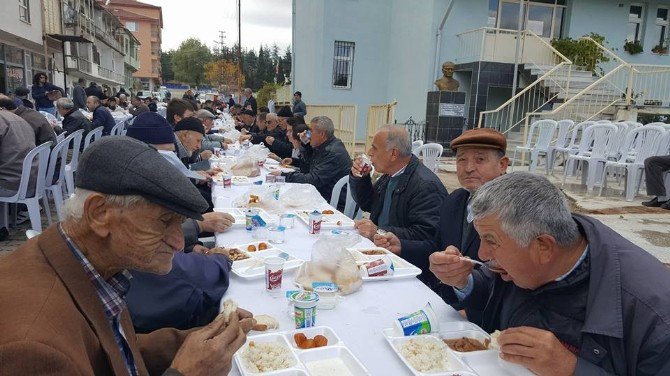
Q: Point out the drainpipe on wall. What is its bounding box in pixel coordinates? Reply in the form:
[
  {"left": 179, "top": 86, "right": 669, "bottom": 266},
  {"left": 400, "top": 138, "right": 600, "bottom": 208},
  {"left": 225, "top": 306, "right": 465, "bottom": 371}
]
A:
[{"left": 432, "top": 0, "right": 454, "bottom": 91}]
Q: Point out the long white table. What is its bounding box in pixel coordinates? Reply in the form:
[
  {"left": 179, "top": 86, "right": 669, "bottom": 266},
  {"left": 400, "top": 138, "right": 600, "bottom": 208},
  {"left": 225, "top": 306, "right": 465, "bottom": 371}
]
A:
[{"left": 210, "top": 169, "right": 469, "bottom": 376}]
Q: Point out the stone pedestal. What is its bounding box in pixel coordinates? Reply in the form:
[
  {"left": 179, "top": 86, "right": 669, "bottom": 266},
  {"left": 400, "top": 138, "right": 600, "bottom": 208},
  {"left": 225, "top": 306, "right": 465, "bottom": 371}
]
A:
[{"left": 425, "top": 91, "right": 466, "bottom": 156}]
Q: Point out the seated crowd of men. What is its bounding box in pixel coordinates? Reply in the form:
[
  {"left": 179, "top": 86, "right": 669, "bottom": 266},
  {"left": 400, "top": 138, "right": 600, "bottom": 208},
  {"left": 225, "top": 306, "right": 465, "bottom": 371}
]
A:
[{"left": 0, "top": 89, "right": 669, "bottom": 375}]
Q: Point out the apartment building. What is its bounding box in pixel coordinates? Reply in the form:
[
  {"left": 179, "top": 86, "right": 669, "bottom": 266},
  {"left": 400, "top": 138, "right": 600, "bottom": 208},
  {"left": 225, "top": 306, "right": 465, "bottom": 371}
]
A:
[{"left": 107, "top": 0, "right": 162, "bottom": 92}]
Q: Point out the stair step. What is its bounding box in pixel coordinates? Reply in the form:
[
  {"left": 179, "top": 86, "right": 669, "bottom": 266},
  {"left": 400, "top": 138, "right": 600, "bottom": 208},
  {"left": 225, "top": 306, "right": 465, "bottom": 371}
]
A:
[{"left": 528, "top": 69, "right": 595, "bottom": 80}]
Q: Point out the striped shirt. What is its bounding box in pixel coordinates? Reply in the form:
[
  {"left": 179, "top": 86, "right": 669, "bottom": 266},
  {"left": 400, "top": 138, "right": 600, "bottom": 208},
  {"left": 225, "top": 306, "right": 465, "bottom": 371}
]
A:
[{"left": 58, "top": 225, "right": 138, "bottom": 376}]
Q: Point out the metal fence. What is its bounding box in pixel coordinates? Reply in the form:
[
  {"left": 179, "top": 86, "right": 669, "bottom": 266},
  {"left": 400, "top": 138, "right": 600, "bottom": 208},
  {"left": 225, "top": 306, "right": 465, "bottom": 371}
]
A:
[{"left": 403, "top": 117, "right": 425, "bottom": 142}]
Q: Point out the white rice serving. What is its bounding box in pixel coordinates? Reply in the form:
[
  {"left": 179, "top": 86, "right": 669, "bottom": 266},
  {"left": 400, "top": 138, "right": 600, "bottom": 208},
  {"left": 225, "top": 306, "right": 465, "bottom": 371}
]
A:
[
  {"left": 399, "top": 338, "right": 450, "bottom": 373},
  {"left": 241, "top": 341, "right": 296, "bottom": 373}
]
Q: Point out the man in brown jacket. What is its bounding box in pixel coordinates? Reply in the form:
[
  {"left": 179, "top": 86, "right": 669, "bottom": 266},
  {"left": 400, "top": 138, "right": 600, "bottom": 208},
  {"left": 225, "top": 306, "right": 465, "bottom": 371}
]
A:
[
  {"left": 0, "top": 136, "right": 254, "bottom": 375},
  {"left": 0, "top": 94, "right": 57, "bottom": 146}
]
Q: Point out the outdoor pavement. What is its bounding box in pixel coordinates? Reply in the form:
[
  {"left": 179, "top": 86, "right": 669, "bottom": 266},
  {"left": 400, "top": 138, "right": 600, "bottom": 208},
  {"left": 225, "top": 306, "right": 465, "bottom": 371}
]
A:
[{"left": 2, "top": 157, "right": 669, "bottom": 266}]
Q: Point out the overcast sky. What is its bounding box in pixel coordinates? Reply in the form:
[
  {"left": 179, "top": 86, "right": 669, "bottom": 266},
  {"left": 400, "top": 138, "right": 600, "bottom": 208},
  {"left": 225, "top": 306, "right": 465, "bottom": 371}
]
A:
[{"left": 141, "top": 0, "right": 292, "bottom": 53}]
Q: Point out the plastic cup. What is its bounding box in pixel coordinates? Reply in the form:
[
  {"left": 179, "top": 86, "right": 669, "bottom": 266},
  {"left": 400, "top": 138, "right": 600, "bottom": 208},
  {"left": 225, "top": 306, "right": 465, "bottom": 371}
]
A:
[
  {"left": 213, "top": 147, "right": 222, "bottom": 157},
  {"left": 222, "top": 174, "right": 232, "bottom": 188},
  {"left": 314, "top": 285, "right": 338, "bottom": 310},
  {"left": 292, "top": 291, "right": 319, "bottom": 328},
  {"left": 266, "top": 175, "right": 276, "bottom": 184},
  {"left": 275, "top": 176, "right": 286, "bottom": 184},
  {"left": 308, "top": 211, "right": 323, "bottom": 235},
  {"left": 264, "top": 256, "right": 284, "bottom": 293},
  {"left": 394, "top": 303, "right": 439, "bottom": 336},
  {"left": 268, "top": 224, "right": 285, "bottom": 244},
  {"left": 280, "top": 214, "right": 295, "bottom": 229}
]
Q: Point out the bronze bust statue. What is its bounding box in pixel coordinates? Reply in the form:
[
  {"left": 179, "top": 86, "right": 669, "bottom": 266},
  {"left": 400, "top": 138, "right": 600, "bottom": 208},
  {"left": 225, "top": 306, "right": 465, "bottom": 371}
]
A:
[{"left": 434, "top": 61, "right": 460, "bottom": 91}]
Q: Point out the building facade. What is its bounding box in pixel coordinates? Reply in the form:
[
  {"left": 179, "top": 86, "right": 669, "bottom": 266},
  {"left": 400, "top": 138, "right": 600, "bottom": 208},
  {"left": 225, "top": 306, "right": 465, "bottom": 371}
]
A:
[
  {"left": 293, "top": 0, "right": 670, "bottom": 139},
  {"left": 108, "top": 0, "right": 162, "bottom": 92},
  {"left": 0, "top": 0, "right": 61, "bottom": 94}
]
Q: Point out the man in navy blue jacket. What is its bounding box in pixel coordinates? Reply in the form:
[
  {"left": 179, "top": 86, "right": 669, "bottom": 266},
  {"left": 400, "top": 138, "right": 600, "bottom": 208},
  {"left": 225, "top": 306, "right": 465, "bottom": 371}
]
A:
[
  {"left": 86, "top": 95, "right": 115, "bottom": 135},
  {"left": 374, "top": 128, "right": 508, "bottom": 324}
]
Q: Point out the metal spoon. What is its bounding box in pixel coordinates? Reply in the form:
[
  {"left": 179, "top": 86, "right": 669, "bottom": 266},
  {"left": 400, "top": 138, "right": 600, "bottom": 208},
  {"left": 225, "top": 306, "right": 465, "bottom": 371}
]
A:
[
  {"left": 459, "top": 257, "right": 494, "bottom": 269},
  {"left": 376, "top": 229, "right": 388, "bottom": 236}
]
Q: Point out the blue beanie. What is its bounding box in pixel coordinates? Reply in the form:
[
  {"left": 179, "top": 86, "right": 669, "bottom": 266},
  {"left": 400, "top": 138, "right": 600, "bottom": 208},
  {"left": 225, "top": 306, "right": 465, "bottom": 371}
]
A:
[{"left": 126, "top": 112, "right": 176, "bottom": 145}]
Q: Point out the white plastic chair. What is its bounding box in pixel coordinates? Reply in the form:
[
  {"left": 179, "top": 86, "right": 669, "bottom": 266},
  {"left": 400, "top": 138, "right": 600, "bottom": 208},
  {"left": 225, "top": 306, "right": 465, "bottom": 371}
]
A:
[
  {"left": 554, "top": 121, "right": 595, "bottom": 176},
  {"left": 83, "top": 126, "right": 104, "bottom": 150},
  {"left": 330, "top": 175, "right": 361, "bottom": 220},
  {"left": 56, "top": 133, "right": 66, "bottom": 143},
  {"left": 45, "top": 130, "right": 82, "bottom": 222},
  {"left": 605, "top": 122, "right": 630, "bottom": 160},
  {"left": 512, "top": 119, "right": 558, "bottom": 172},
  {"left": 546, "top": 119, "right": 574, "bottom": 174},
  {"left": 599, "top": 125, "right": 665, "bottom": 200},
  {"left": 415, "top": 143, "right": 443, "bottom": 173},
  {"left": 25, "top": 229, "right": 40, "bottom": 239},
  {"left": 110, "top": 121, "right": 123, "bottom": 137},
  {"left": 64, "top": 130, "right": 85, "bottom": 195},
  {"left": 625, "top": 121, "right": 642, "bottom": 129},
  {"left": 0, "top": 142, "right": 53, "bottom": 232},
  {"left": 411, "top": 140, "right": 424, "bottom": 156},
  {"left": 563, "top": 123, "right": 618, "bottom": 192}
]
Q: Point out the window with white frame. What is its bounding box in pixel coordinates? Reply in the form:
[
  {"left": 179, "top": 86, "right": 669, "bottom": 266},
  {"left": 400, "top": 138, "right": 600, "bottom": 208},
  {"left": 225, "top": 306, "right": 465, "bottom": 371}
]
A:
[
  {"left": 332, "top": 41, "right": 355, "bottom": 89},
  {"left": 655, "top": 7, "right": 669, "bottom": 48},
  {"left": 628, "top": 4, "right": 645, "bottom": 42},
  {"left": 18, "top": 0, "right": 30, "bottom": 23},
  {"left": 494, "top": 0, "right": 566, "bottom": 39},
  {"left": 126, "top": 21, "right": 137, "bottom": 32}
]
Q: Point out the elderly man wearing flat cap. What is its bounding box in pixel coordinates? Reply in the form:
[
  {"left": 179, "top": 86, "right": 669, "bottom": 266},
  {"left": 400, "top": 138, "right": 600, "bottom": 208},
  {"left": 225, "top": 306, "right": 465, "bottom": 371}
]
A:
[
  {"left": 375, "top": 128, "right": 508, "bottom": 321},
  {"left": 174, "top": 116, "right": 211, "bottom": 171},
  {"left": 0, "top": 137, "right": 254, "bottom": 375}
]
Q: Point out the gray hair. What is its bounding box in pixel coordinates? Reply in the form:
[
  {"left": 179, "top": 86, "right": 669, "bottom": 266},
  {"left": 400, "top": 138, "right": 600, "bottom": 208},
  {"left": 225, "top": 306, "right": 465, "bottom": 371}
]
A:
[
  {"left": 310, "top": 116, "right": 335, "bottom": 138},
  {"left": 266, "top": 113, "right": 278, "bottom": 122},
  {"left": 62, "top": 188, "right": 150, "bottom": 222},
  {"left": 379, "top": 124, "right": 411, "bottom": 157},
  {"left": 244, "top": 88, "right": 252, "bottom": 95},
  {"left": 470, "top": 172, "right": 579, "bottom": 248},
  {"left": 56, "top": 97, "right": 74, "bottom": 110}
]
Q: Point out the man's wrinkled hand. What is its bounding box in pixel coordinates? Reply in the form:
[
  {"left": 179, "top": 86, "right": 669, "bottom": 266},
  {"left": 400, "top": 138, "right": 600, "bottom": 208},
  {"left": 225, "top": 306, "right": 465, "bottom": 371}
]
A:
[
  {"left": 265, "top": 136, "right": 275, "bottom": 145},
  {"left": 498, "top": 327, "right": 577, "bottom": 376},
  {"left": 428, "top": 246, "right": 473, "bottom": 289},
  {"left": 198, "top": 212, "right": 235, "bottom": 233},
  {"left": 373, "top": 232, "right": 401, "bottom": 255},
  {"left": 200, "top": 150, "right": 213, "bottom": 160},
  {"left": 169, "top": 311, "right": 246, "bottom": 376},
  {"left": 281, "top": 158, "right": 293, "bottom": 166},
  {"left": 351, "top": 157, "right": 371, "bottom": 177},
  {"left": 354, "top": 219, "right": 377, "bottom": 239}
]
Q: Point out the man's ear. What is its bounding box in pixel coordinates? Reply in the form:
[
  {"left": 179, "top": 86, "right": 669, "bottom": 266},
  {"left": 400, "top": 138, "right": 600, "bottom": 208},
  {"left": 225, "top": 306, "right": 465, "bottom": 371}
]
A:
[
  {"left": 533, "top": 234, "right": 558, "bottom": 266},
  {"left": 82, "top": 194, "right": 113, "bottom": 239}
]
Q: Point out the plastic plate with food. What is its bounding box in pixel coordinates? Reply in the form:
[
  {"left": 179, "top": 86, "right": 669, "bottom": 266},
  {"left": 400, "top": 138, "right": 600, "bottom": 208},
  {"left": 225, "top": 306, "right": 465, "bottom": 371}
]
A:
[
  {"left": 294, "top": 209, "right": 355, "bottom": 229},
  {"left": 234, "top": 327, "right": 370, "bottom": 376},
  {"left": 227, "top": 241, "right": 303, "bottom": 279},
  {"left": 347, "top": 247, "right": 422, "bottom": 281},
  {"left": 381, "top": 328, "right": 475, "bottom": 376}
]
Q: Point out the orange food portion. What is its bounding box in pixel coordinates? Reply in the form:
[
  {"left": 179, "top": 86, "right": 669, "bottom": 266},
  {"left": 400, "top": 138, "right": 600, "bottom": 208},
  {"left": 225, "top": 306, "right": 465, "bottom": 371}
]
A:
[
  {"left": 258, "top": 242, "right": 268, "bottom": 250},
  {"left": 295, "top": 334, "right": 328, "bottom": 349},
  {"left": 322, "top": 210, "right": 335, "bottom": 215},
  {"left": 314, "top": 335, "right": 328, "bottom": 347},
  {"left": 247, "top": 245, "right": 257, "bottom": 252},
  {"left": 294, "top": 333, "right": 307, "bottom": 347}
]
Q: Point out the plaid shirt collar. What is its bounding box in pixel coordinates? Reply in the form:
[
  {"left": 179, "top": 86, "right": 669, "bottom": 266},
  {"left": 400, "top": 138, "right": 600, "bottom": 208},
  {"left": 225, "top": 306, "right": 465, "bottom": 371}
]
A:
[{"left": 57, "top": 224, "right": 131, "bottom": 319}]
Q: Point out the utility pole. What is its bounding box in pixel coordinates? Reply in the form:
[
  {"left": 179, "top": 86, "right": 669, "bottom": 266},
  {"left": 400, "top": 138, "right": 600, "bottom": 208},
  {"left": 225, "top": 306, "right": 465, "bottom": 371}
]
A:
[
  {"left": 237, "top": 0, "right": 243, "bottom": 97},
  {"left": 214, "top": 30, "right": 226, "bottom": 90}
]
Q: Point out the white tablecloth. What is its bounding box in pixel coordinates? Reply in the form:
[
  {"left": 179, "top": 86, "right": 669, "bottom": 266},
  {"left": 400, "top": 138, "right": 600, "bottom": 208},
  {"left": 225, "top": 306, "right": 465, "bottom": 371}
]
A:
[{"left": 211, "top": 175, "right": 469, "bottom": 375}]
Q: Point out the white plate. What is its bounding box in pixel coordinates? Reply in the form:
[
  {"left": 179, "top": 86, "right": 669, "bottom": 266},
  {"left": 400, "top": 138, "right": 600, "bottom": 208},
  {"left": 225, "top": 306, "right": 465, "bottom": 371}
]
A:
[
  {"left": 229, "top": 242, "right": 303, "bottom": 279},
  {"left": 266, "top": 165, "right": 295, "bottom": 174},
  {"left": 234, "top": 327, "right": 370, "bottom": 376},
  {"left": 459, "top": 349, "right": 534, "bottom": 376},
  {"left": 213, "top": 207, "right": 273, "bottom": 227},
  {"left": 347, "top": 247, "right": 422, "bottom": 281},
  {"left": 382, "top": 328, "right": 476, "bottom": 376},
  {"left": 294, "top": 209, "right": 355, "bottom": 229}
]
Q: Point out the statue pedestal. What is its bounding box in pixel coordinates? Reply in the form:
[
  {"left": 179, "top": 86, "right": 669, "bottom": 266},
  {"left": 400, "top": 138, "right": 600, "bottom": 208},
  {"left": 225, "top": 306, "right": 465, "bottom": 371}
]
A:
[{"left": 425, "top": 91, "right": 466, "bottom": 156}]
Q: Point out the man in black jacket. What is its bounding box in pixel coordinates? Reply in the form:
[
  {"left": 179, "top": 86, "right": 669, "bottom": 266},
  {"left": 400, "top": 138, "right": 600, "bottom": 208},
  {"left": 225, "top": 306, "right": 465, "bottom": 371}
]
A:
[
  {"left": 264, "top": 113, "right": 292, "bottom": 159},
  {"left": 350, "top": 125, "right": 448, "bottom": 244},
  {"left": 242, "top": 88, "right": 257, "bottom": 115},
  {"left": 375, "top": 128, "right": 508, "bottom": 314},
  {"left": 56, "top": 98, "right": 92, "bottom": 146},
  {"left": 0, "top": 95, "right": 56, "bottom": 146},
  {"left": 86, "top": 96, "right": 115, "bottom": 136},
  {"left": 272, "top": 116, "right": 351, "bottom": 206}
]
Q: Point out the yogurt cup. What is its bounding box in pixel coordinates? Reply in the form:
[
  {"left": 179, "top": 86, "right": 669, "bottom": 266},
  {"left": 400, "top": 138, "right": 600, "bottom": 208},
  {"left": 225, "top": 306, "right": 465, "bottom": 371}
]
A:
[
  {"left": 292, "top": 291, "right": 319, "bottom": 329},
  {"left": 394, "top": 302, "right": 439, "bottom": 336}
]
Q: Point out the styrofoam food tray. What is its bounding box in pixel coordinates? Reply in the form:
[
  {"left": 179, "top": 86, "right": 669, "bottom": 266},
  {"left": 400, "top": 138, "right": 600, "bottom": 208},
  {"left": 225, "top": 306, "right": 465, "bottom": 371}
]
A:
[
  {"left": 213, "top": 207, "right": 273, "bottom": 227},
  {"left": 459, "top": 349, "right": 534, "bottom": 376},
  {"left": 265, "top": 165, "right": 295, "bottom": 174},
  {"left": 229, "top": 241, "right": 303, "bottom": 279},
  {"left": 439, "top": 329, "right": 492, "bottom": 355},
  {"left": 382, "top": 328, "right": 476, "bottom": 376},
  {"left": 347, "top": 247, "right": 422, "bottom": 281},
  {"left": 234, "top": 326, "right": 370, "bottom": 375},
  {"left": 294, "top": 209, "right": 355, "bottom": 229}
]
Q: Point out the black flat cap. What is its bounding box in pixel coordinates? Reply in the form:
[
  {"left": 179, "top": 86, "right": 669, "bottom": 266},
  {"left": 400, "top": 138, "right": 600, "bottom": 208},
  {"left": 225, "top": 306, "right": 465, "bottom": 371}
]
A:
[
  {"left": 75, "top": 136, "right": 208, "bottom": 220},
  {"left": 174, "top": 117, "right": 205, "bottom": 135}
]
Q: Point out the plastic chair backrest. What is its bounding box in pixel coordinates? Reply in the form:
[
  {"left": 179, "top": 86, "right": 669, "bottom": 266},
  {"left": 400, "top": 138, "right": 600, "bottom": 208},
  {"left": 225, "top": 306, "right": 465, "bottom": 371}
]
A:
[
  {"left": 567, "top": 121, "right": 594, "bottom": 149},
  {"left": 9, "top": 142, "right": 53, "bottom": 201},
  {"left": 110, "top": 122, "right": 122, "bottom": 136},
  {"left": 83, "top": 126, "right": 104, "bottom": 150},
  {"left": 56, "top": 132, "right": 66, "bottom": 143},
  {"left": 625, "top": 126, "right": 665, "bottom": 163},
  {"left": 416, "top": 143, "right": 443, "bottom": 172},
  {"left": 533, "top": 120, "right": 558, "bottom": 149},
  {"left": 581, "top": 123, "right": 617, "bottom": 158},
  {"left": 46, "top": 132, "right": 78, "bottom": 187},
  {"left": 656, "top": 131, "right": 670, "bottom": 155},
  {"left": 411, "top": 140, "right": 424, "bottom": 155},
  {"left": 66, "top": 130, "right": 85, "bottom": 170},
  {"left": 554, "top": 120, "right": 574, "bottom": 148},
  {"left": 595, "top": 120, "right": 612, "bottom": 124},
  {"left": 609, "top": 122, "right": 630, "bottom": 156},
  {"left": 329, "top": 175, "right": 357, "bottom": 219},
  {"left": 625, "top": 121, "right": 642, "bottom": 129}
]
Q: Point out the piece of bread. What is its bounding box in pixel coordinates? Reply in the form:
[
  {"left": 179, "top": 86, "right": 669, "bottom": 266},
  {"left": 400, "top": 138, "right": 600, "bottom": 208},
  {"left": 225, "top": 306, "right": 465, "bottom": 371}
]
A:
[
  {"left": 221, "top": 299, "right": 238, "bottom": 324},
  {"left": 252, "top": 314, "right": 279, "bottom": 331}
]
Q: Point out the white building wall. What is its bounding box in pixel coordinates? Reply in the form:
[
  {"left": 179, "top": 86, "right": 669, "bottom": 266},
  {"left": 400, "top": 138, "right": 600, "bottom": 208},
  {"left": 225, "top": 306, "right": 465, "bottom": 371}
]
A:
[{"left": 0, "top": 0, "right": 44, "bottom": 45}]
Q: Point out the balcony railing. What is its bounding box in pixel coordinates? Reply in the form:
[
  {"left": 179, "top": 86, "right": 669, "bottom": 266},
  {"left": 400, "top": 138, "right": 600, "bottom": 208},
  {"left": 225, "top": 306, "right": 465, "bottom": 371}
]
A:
[
  {"left": 94, "top": 24, "right": 123, "bottom": 53},
  {"left": 65, "top": 55, "right": 124, "bottom": 84}
]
